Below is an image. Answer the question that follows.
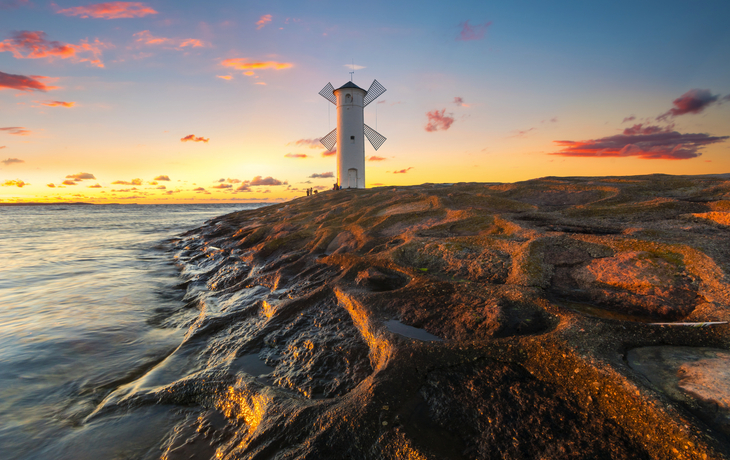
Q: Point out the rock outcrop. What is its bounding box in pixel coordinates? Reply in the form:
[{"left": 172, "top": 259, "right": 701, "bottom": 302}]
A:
[{"left": 158, "top": 174, "right": 730, "bottom": 459}]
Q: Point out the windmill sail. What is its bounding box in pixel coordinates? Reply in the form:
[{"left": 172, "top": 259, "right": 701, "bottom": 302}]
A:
[
  {"left": 318, "top": 82, "right": 337, "bottom": 105},
  {"left": 363, "top": 124, "right": 386, "bottom": 150},
  {"left": 319, "top": 128, "right": 337, "bottom": 152},
  {"left": 363, "top": 79, "right": 386, "bottom": 107}
]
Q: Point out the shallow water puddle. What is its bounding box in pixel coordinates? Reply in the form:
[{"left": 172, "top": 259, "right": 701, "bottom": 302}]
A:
[
  {"left": 231, "top": 352, "right": 274, "bottom": 380},
  {"left": 385, "top": 320, "right": 442, "bottom": 341}
]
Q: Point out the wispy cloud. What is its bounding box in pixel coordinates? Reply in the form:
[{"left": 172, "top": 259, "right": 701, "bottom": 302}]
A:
[
  {"left": 0, "top": 30, "right": 108, "bottom": 67},
  {"left": 457, "top": 20, "right": 492, "bottom": 41},
  {"left": 212, "top": 183, "right": 232, "bottom": 189},
  {"left": 622, "top": 115, "right": 636, "bottom": 123},
  {"left": 62, "top": 179, "right": 77, "bottom": 186},
  {"left": 509, "top": 127, "right": 536, "bottom": 138},
  {"left": 551, "top": 126, "right": 728, "bottom": 160},
  {"left": 181, "top": 134, "right": 209, "bottom": 143},
  {"left": 368, "top": 156, "right": 386, "bottom": 161},
  {"left": 657, "top": 89, "right": 725, "bottom": 120},
  {"left": 322, "top": 150, "right": 336, "bottom": 157},
  {"left": 256, "top": 14, "right": 272, "bottom": 30},
  {"left": 453, "top": 96, "right": 469, "bottom": 107},
  {"left": 66, "top": 172, "right": 96, "bottom": 181},
  {"left": 0, "top": 127, "right": 31, "bottom": 135},
  {"left": 154, "top": 175, "right": 170, "bottom": 181},
  {"left": 46, "top": 183, "right": 55, "bottom": 187},
  {"left": 56, "top": 2, "right": 158, "bottom": 19},
  {"left": 1, "top": 157, "right": 23, "bottom": 165},
  {"left": 0, "top": 71, "right": 55, "bottom": 92},
  {"left": 221, "top": 58, "right": 293, "bottom": 77},
  {"left": 2, "top": 179, "right": 28, "bottom": 187},
  {"left": 217, "top": 75, "right": 232, "bottom": 80},
  {"left": 309, "top": 172, "right": 333, "bottom": 178},
  {"left": 288, "top": 138, "right": 322, "bottom": 149},
  {"left": 425, "top": 109, "right": 455, "bottom": 132},
  {"left": 250, "top": 176, "right": 283, "bottom": 186},
  {"left": 88, "top": 183, "right": 102, "bottom": 188},
  {"left": 393, "top": 167, "right": 413, "bottom": 174},
  {"left": 40, "top": 100, "right": 75, "bottom": 107},
  {"left": 285, "top": 153, "right": 308, "bottom": 158},
  {"left": 112, "top": 178, "right": 143, "bottom": 185},
  {"left": 0, "top": 0, "right": 31, "bottom": 10},
  {"left": 133, "top": 30, "right": 206, "bottom": 49}
]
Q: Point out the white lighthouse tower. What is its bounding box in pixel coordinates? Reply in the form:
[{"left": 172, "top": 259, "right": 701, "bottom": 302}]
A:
[{"left": 318, "top": 79, "right": 387, "bottom": 189}]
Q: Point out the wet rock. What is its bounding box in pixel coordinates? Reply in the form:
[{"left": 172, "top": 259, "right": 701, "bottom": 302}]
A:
[
  {"left": 628, "top": 346, "right": 730, "bottom": 437},
  {"left": 355, "top": 267, "right": 408, "bottom": 292},
  {"left": 149, "top": 174, "right": 730, "bottom": 459}
]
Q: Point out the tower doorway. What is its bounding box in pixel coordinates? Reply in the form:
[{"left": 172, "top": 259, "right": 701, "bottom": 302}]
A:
[{"left": 347, "top": 168, "right": 358, "bottom": 188}]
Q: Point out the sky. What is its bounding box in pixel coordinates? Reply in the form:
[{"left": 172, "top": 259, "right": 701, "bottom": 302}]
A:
[{"left": 1, "top": 0, "right": 729, "bottom": 204}]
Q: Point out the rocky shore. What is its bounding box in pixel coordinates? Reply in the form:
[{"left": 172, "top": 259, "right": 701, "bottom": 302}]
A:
[{"left": 163, "top": 174, "right": 730, "bottom": 459}]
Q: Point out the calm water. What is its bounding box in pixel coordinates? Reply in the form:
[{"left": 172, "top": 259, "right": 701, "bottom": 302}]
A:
[{"left": 0, "top": 203, "right": 267, "bottom": 459}]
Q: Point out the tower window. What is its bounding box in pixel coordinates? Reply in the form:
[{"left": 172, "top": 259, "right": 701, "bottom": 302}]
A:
[{"left": 350, "top": 135, "right": 355, "bottom": 144}]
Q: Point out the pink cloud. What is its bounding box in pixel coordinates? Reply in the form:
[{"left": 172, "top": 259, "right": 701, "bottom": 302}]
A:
[
  {"left": 453, "top": 97, "right": 469, "bottom": 107},
  {"left": 457, "top": 20, "right": 492, "bottom": 41},
  {"left": 658, "top": 89, "right": 723, "bottom": 120},
  {"left": 425, "top": 109, "right": 455, "bottom": 132},
  {"left": 56, "top": 2, "right": 158, "bottom": 19},
  {"left": 256, "top": 14, "right": 272, "bottom": 30},
  {"left": 393, "top": 167, "right": 413, "bottom": 174},
  {"left": 368, "top": 156, "right": 386, "bottom": 161},
  {"left": 133, "top": 30, "right": 206, "bottom": 49},
  {"left": 181, "top": 134, "right": 209, "bottom": 143},
  {"left": 0, "top": 30, "right": 108, "bottom": 67},
  {"left": 0, "top": 71, "right": 55, "bottom": 92},
  {"left": 321, "top": 150, "right": 336, "bottom": 157},
  {"left": 551, "top": 127, "right": 728, "bottom": 160},
  {"left": 622, "top": 115, "right": 636, "bottom": 123},
  {"left": 285, "top": 153, "right": 308, "bottom": 158},
  {"left": 0, "top": 127, "right": 31, "bottom": 135}
]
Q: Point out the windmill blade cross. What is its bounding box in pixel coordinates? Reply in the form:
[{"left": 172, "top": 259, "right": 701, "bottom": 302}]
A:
[
  {"left": 319, "top": 128, "right": 337, "bottom": 152},
  {"left": 319, "top": 82, "right": 337, "bottom": 105},
  {"left": 363, "top": 79, "right": 386, "bottom": 107},
  {"left": 364, "top": 124, "right": 386, "bottom": 150}
]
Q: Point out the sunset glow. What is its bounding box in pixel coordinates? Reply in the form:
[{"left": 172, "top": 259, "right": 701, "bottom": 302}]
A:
[{"left": 1, "top": 1, "right": 729, "bottom": 204}]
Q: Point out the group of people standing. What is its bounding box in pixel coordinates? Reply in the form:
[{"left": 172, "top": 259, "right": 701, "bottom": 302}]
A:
[{"left": 306, "top": 183, "right": 343, "bottom": 196}]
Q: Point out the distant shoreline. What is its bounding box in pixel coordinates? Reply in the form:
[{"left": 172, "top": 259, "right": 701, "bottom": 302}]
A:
[{"left": 0, "top": 202, "right": 95, "bottom": 207}]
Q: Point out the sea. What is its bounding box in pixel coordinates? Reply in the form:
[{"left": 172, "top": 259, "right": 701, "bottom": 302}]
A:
[{"left": 0, "top": 203, "right": 269, "bottom": 460}]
